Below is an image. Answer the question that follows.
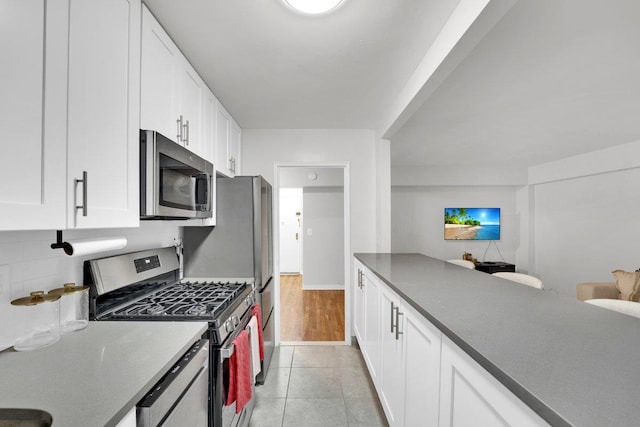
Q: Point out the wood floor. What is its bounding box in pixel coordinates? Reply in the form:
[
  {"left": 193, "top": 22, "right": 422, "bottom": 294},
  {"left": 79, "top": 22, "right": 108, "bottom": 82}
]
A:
[{"left": 280, "top": 274, "right": 345, "bottom": 342}]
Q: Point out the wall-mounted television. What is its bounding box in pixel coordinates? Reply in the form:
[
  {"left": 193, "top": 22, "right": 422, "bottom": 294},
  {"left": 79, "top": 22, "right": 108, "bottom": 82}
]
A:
[{"left": 444, "top": 208, "right": 500, "bottom": 240}]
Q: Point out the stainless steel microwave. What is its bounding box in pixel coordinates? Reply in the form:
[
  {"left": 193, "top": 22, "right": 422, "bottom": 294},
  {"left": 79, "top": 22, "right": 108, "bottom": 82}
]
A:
[{"left": 140, "top": 130, "right": 213, "bottom": 219}]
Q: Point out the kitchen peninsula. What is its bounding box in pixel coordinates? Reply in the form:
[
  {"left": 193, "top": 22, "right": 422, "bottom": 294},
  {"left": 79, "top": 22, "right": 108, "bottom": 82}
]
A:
[{"left": 354, "top": 253, "right": 639, "bottom": 427}]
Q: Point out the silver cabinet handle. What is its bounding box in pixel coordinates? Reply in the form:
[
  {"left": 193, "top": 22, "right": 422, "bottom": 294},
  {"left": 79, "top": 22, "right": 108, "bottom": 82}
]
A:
[
  {"left": 357, "top": 269, "right": 362, "bottom": 288},
  {"left": 75, "top": 171, "right": 88, "bottom": 216},
  {"left": 176, "top": 115, "right": 183, "bottom": 143},
  {"left": 395, "top": 306, "right": 404, "bottom": 340},
  {"left": 184, "top": 119, "right": 189, "bottom": 145},
  {"left": 390, "top": 301, "right": 395, "bottom": 333}
]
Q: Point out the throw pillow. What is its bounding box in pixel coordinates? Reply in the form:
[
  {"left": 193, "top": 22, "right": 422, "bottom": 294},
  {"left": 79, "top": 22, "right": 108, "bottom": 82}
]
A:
[{"left": 611, "top": 270, "right": 640, "bottom": 302}]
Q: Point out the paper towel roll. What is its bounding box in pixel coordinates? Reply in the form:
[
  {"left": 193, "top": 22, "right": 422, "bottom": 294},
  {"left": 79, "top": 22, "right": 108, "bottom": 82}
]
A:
[{"left": 63, "top": 237, "right": 127, "bottom": 256}]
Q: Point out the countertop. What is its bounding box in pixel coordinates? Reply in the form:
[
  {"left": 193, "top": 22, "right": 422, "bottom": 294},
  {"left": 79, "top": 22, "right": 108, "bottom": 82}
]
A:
[
  {"left": 0, "top": 321, "right": 208, "bottom": 427},
  {"left": 355, "top": 253, "right": 640, "bottom": 427}
]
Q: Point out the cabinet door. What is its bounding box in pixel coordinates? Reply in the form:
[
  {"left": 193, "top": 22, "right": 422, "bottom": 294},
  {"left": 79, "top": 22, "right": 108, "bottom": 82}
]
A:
[
  {"left": 204, "top": 90, "right": 217, "bottom": 165},
  {"left": 363, "top": 271, "right": 381, "bottom": 386},
  {"left": 353, "top": 263, "right": 365, "bottom": 344},
  {"left": 403, "top": 306, "right": 441, "bottom": 427},
  {"left": 439, "top": 336, "right": 548, "bottom": 427},
  {"left": 0, "top": 0, "right": 68, "bottom": 230},
  {"left": 177, "top": 59, "right": 205, "bottom": 158},
  {"left": 66, "top": 0, "right": 140, "bottom": 228},
  {"left": 215, "top": 101, "right": 232, "bottom": 176},
  {"left": 229, "top": 118, "right": 241, "bottom": 175},
  {"left": 140, "top": 5, "right": 179, "bottom": 142},
  {"left": 379, "top": 288, "right": 405, "bottom": 427}
]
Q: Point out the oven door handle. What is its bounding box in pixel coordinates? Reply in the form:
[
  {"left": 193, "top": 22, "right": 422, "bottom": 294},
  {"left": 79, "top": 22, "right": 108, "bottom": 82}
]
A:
[
  {"left": 221, "top": 343, "right": 235, "bottom": 359},
  {"left": 220, "top": 317, "right": 254, "bottom": 360}
]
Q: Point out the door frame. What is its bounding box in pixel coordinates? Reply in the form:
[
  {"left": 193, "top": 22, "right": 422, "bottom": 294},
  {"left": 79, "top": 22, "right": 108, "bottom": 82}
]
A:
[{"left": 273, "top": 162, "right": 351, "bottom": 345}]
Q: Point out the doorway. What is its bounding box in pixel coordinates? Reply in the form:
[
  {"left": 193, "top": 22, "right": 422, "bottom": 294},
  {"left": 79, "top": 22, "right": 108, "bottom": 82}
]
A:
[{"left": 274, "top": 164, "right": 350, "bottom": 345}]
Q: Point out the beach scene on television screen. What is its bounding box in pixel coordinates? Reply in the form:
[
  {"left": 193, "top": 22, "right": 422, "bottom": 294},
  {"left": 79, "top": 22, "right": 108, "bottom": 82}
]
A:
[{"left": 444, "top": 208, "right": 500, "bottom": 240}]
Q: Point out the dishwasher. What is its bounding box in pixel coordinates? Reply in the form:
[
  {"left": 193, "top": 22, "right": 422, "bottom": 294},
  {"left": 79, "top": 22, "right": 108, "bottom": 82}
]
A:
[{"left": 137, "top": 339, "right": 209, "bottom": 427}]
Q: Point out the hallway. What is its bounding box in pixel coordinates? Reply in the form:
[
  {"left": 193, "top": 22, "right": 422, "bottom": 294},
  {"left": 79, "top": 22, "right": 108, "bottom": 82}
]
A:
[{"left": 280, "top": 274, "right": 345, "bottom": 342}]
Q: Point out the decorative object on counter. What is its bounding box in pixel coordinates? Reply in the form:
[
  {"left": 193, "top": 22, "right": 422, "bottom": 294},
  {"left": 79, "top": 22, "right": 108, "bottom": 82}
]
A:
[
  {"left": 48, "top": 283, "right": 90, "bottom": 333},
  {"left": 50, "top": 230, "right": 127, "bottom": 256},
  {"left": 446, "top": 259, "right": 476, "bottom": 269},
  {"left": 10, "top": 291, "right": 61, "bottom": 351},
  {"left": 491, "top": 272, "right": 543, "bottom": 289},
  {"left": 462, "top": 252, "right": 474, "bottom": 262}
]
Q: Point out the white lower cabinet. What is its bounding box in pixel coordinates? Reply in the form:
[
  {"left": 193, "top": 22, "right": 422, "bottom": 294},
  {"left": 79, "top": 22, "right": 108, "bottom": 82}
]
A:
[
  {"left": 353, "top": 262, "right": 366, "bottom": 344},
  {"left": 403, "top": 304, "right": 441, "bottom": 427},
  {"left": 438, "top": 336, "right": 548, "bottom": 427},
  {"left": 379, "top": 285, "right": 441, "bottom": 427},
  {"left": 379, "top": 287, "right": 406, "bottom": 426},
  {"left": 353, "top": 259, "right": 549, "bottom": 427},
  {"left": 362, "top": 269, "right": 381, "bottom": 385}
]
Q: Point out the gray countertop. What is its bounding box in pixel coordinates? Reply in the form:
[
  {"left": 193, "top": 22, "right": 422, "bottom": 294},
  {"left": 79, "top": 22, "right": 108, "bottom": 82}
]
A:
[
  {"left": 355, "top": 253, "right": 639, "bottom": 427},
  {"left": 0, "top": 321, "right": 208, "bottom": 427}
]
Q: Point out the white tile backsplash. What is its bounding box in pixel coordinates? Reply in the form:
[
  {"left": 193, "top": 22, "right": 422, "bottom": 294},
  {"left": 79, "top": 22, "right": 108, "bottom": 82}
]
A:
[{"left": 0, "top": 222, "right": 183, "bottom": 351}]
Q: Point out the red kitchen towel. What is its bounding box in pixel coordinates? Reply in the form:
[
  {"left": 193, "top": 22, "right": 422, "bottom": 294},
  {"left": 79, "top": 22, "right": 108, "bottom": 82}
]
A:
[
  {"left": 227, "top": 330, "right": 252, "bottom": 414},
  {"left": 251, "top": 304, "right": 264, "bottom": 360}
]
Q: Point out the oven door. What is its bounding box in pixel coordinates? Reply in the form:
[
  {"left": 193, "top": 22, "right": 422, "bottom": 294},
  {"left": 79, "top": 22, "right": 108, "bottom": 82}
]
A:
[
  {"left": 140, "top": 130, "right": 213, "bottom": 219},
  {"left": 214, "top": 309, "right": 256, "bottom": 427}
]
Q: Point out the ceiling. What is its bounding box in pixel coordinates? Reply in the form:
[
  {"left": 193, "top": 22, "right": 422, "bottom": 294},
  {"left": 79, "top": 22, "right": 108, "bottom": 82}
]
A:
[
  {"left": 143, "top": 0, "right": 640, "bottom": 169},
  {"left": 143, "top": 0, "right": 460, "bottom": 129},
  {"left": 390, "top": 0, "right": 640, "bottom": 167}
]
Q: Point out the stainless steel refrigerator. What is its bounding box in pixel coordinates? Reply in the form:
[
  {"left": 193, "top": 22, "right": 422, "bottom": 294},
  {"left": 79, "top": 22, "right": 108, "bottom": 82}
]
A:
[{"left": 183, "top": 175, "right": 274, "bottom": 384}]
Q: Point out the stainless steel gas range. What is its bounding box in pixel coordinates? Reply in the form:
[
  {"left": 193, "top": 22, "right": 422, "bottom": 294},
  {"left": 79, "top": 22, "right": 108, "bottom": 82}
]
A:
[{"left": 85, "top": 247, "right": 256, "bottom": 427}]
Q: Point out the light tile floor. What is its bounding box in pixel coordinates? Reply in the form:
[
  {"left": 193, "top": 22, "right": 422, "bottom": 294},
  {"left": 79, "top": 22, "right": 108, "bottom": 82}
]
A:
[{"left": 249, "top": 345, "right": 388, "bottom": 427}]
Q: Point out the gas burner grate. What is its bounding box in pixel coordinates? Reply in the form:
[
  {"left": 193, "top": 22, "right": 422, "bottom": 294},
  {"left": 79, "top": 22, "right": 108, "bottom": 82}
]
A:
[{"left": 109, "top": 280, "right": 249, "bottom": 320}]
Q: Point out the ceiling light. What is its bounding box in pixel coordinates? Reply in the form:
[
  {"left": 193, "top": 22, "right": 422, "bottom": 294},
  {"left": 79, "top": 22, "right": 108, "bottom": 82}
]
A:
[{"left": 284, "top": 0, "right": 344, "bottom": 15}]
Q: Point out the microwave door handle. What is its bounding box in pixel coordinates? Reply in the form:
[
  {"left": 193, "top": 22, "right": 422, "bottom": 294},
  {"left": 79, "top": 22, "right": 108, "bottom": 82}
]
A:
[{"left": 195, "top": 173, "right": 209, "bottom": 206}]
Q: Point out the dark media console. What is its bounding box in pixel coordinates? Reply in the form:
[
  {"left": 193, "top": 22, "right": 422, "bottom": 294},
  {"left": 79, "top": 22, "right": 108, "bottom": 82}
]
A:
[{"left": 475, "top": 262, "right": 515, "bottom": 274}]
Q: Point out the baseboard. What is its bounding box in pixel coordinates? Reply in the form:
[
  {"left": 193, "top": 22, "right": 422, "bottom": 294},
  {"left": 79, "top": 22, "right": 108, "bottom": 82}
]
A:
[{"left": 301, "top": 283, "right": 344, "bottom": 291}]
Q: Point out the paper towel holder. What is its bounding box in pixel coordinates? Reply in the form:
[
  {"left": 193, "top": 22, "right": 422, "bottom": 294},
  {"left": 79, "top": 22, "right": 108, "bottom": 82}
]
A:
[{"left": 51, "top": 230, "right": 73, "bottom": 255}]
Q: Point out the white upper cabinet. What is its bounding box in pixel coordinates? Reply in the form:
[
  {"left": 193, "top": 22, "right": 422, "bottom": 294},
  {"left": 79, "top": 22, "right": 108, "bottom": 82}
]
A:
[
  {"left": 216, "top": 101, "right": 241, "bottom": 177},
  {"left": 66, "top": 0, "right": 140, "bottom": 229},
  {"left": 215, "top": 101, "right": 232, "bottom": 176},
  {"left": 0, "top": 0, "right": 68, "bottom": 230},
  {"left": 140, "top": 5, "right": 179, "bottom": 142},
  {"left": 176, "top": 58, "right": 206, "bottom": 158},
  {"left": 140, "top": 6, "right": 208, "bottom": 160},
  {"left": 230, "top": 117, "right": 242, "bottom": 176},
  {"left": 1, "top": 0, "right": 139, "bottom": 231}
]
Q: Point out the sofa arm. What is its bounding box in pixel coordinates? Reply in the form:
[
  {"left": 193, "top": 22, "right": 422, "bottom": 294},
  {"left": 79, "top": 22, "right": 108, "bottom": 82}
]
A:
[{"left": 576, "top": 282, "right": 619, "bottom": 301}]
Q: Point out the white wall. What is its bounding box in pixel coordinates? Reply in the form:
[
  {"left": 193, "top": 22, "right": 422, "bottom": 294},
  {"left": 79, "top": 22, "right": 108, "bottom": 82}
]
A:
[
  {"left": 0, "top": 222, "right": 181, "bottom": 350},
  {"left": 242, "top": 129, "right": 378, "bottom": 255},
  {"left": 391, "top": 185, "right": 519, "bottom": 263},
  {"left": 303, "top": 187, "right": 344, "bottom": 290},
  {"left": 530, "top": 141, "right": 640, "bottom": 296}
]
